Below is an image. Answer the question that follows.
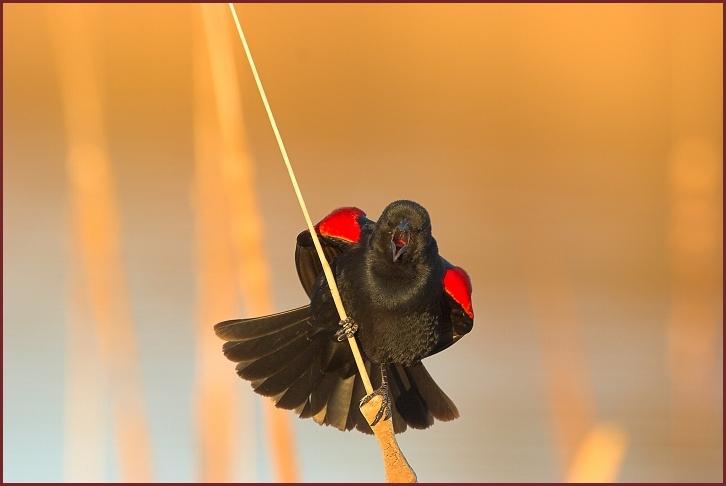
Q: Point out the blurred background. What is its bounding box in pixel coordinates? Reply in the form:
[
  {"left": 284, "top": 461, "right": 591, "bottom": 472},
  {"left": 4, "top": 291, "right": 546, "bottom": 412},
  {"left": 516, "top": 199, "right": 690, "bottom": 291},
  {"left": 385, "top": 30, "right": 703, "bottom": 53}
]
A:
[{"left": 3, "top": 3, "right": 722, "bottom": 482}]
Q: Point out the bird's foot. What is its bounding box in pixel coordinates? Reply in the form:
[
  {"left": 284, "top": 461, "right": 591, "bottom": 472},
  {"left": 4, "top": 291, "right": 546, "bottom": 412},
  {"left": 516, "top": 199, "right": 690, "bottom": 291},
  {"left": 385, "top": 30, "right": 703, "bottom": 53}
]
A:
[
  {"left": 359, "top": 384, "right": 392, "bottom": 427},
  {"left": 335, "top": 316, "right": 358, "bottom": 342}
]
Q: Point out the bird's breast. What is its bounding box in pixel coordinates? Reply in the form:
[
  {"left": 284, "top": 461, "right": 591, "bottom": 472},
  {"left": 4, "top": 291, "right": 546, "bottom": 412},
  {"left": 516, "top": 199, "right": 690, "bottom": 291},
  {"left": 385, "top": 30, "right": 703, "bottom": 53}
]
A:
[
  {"left": 352, "top": 309, "right": 439, "bottom": 365},
  {"left": 334, "top": 252, "right": 442, "bottom": 365}
]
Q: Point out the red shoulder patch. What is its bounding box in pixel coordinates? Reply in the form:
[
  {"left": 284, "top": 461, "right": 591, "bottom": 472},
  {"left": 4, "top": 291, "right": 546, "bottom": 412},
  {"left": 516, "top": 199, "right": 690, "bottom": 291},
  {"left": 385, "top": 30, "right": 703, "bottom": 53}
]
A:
[
  {"left": 443, "top": 267, "right": 474, "bottom": 319},
  {"left": 315, "top": 207, "right": 366, "bottom": 243}
]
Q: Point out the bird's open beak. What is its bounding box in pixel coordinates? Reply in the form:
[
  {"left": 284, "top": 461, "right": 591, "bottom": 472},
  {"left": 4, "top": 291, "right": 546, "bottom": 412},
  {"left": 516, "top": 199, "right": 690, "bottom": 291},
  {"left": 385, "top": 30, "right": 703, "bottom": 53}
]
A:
[{"left": 391, "top": 219, "right": 410, "bottom": 262}]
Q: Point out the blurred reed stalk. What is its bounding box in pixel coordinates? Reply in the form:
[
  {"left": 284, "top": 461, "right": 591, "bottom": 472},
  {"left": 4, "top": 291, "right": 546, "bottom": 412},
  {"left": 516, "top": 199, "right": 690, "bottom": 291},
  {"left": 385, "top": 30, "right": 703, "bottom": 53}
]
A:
[
  {"left": 198, "top": 4, "right": 299, "bottom": 481},
  {"left": 49, "top": 4, "right": 153, "bottom": 481},
  {"left": 192, "top": 12, "right": 248, "bottom": 481},
  {"left": 526, "top": 245, "right": 628, "bottom": 481},
  {"left": 63, "top": 249, "right": 107, "bottom": 480},
  {"left": 666, "top": 8, "right": 722, "bottom": 477},
  {"left": 566, "top": 423, "right": 628, "bottom": 482}
]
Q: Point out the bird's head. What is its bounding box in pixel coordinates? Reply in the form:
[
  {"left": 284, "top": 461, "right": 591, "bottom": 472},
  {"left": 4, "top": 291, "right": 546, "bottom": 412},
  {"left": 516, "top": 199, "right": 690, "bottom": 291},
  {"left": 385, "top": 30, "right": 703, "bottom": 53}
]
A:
[{"left": 370, "top": 200, "right": 436, "bottom": 266}]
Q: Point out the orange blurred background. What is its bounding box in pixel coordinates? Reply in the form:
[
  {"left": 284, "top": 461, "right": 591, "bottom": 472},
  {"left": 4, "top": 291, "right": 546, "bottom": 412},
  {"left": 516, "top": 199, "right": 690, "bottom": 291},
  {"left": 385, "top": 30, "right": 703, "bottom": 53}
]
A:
[{"left": 3, "top": 3, "right": 722, "bottom": 482}]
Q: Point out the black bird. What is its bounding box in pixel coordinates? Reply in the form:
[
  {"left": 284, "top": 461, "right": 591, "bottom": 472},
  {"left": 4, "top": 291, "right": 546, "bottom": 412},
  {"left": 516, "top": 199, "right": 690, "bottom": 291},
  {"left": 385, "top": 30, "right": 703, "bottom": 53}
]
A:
[{"left": 214, "top": 200, "right": 473, "bottom": 433}]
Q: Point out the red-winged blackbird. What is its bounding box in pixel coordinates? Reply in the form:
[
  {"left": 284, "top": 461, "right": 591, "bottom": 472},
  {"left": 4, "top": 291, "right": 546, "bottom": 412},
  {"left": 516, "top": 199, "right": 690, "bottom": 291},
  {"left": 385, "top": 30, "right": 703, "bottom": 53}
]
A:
[{"left": 215, "top": 200, "right": 473, "bottom": 433}]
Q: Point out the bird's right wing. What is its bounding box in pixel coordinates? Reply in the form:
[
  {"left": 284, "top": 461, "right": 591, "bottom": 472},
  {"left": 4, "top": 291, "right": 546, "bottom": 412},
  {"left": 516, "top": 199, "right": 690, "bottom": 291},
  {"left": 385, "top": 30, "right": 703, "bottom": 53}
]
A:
[{"left": 294, "top": 207, "right": 372, "bottom": 298}]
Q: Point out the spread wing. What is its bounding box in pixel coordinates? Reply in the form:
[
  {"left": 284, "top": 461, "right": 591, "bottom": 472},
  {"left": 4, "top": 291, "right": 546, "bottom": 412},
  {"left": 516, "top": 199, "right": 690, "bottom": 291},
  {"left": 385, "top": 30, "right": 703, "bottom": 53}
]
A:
[
  {"left": 428, "top": 261, "right": 474, "bottom": 357},
  {"left": 294, "top": 207, "right": 372, "bottom": 298}
]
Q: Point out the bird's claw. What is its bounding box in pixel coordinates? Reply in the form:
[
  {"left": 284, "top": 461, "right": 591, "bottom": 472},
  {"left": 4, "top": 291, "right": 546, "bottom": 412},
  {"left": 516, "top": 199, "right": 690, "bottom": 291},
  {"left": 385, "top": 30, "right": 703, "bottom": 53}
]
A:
[
  {"left": 359, "top": 385, "right": 392, "bottom": 427},
  {"left": 335, "top": 317, "right": 358, "bottom": 342}
]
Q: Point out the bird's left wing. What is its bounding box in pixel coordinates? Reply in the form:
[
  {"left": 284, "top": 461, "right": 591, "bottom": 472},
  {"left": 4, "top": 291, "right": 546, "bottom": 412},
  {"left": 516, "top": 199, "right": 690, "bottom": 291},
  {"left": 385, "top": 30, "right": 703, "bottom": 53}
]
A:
[
  {"left": 428, "top": 261, "right": 474, "bottom": 357},
  {"left": 295, "top": 207, "right": 372, "bottom": 298}
]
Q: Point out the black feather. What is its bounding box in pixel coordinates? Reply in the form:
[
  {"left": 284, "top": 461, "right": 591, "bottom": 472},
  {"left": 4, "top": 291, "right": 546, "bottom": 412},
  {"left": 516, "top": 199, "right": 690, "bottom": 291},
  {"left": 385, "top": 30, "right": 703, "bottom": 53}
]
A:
[
  {"left": 391, "top": 364, "right": 433, "bottom": 430},
  {"left": 384, "top": 365, "right": 408, "bottom": 434},
  {"left": 298, "top": 399, "right": 313, "bottom": 418},
  {"left": 295, "top": 231, "right": 347, "bottom": 299},
  {"left": 276, "top": 358, "right": 325, "bottom": 410},
  {"left": 324, "top": 375, "right": 355, "bottom": 431},
  {"left": 222, "top": 320, "right": 310, "bottom": 362},
  {"left": 405, "top": 363, "right": 459, "bottom": 421},
  {"left": 346, "top": 371, "right": 371, "bottom": 433},
  {"left": 310, "top": 371, "right": 339, "bottom": 418},
  {"left": 215, "top": 306, "right": 312, "bottom": 341},
  {"left": 236, "top": 335, "right": 313, "bottom": 381}
]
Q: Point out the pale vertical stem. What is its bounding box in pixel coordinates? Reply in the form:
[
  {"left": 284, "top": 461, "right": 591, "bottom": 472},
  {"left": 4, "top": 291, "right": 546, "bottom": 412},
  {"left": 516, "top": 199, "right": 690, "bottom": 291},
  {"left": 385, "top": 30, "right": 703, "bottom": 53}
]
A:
[
  {"left": 199, "top": 4, "right": 299, "bottom": 481},
  {"left": 566, "top": 423, "right": 629, "bottom": 482},
  {"left": 192, "top": 13, "right": 246, "bottom": 482},
  {"left": 666, "top": 7, "right": 722, "bottom": 476},
  {"left": 63, "top": 244, "right": 107, "bottom": 481},
  {"left": 49, "top": 4, "right": 153, "bottom": 482}
]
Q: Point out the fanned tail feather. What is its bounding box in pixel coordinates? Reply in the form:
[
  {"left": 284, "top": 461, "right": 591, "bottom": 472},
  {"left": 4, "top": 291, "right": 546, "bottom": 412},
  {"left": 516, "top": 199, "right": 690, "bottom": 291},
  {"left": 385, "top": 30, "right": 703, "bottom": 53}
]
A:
[
  {"left": 389, "top": 362, "right": 459, "bottom": 429},
  {"left": 215, "top": 306, "right": 459, "bottom": 433}
]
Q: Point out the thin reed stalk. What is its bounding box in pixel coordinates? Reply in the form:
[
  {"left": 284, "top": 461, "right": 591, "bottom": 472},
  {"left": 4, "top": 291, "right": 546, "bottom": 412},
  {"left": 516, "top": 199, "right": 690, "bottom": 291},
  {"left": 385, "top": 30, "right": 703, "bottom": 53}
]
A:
[{"left": 50, "top": 4, "right": 152, "bottom": 481}]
